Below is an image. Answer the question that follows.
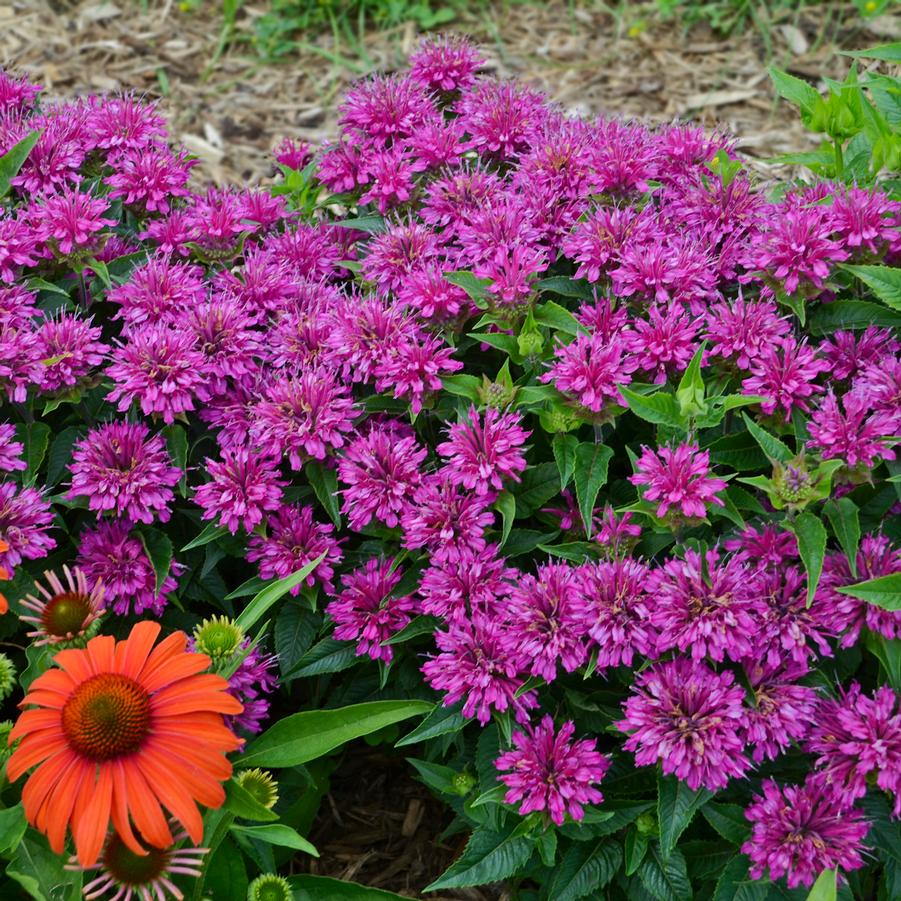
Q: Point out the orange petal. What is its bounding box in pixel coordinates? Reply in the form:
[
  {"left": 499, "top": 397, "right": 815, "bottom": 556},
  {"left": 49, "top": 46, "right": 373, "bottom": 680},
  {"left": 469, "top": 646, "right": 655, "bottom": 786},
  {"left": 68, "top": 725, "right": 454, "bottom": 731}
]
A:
[
  {"left": 0, "top": 594, "right": 8, "bottom": 615},
  {"left": 9, "top": 709, "right": 63, "bottom": 739},
  {"left": 140, "top": 630, "right": 188, "bottom": 677},
  {"left": 110, "top": 760, "right": 146, "bottom": 858},
  {"left": 141, "top": 652, "right": 211, "bottom": 694},
  {"left": 115, "top": 621, "right": 160, "bottom": 680},
  {"left": 73, "top": 765, "right": 113, "bottom": 867},
  {"left": 20, "top": 750, "right": 77, "bottom": 822},
  {"left": 121, "top": 761, "right": 173, "bottom": 850},
  {"left": 52, "top": 647, "right": 97, "bottom": 684},
  {"left": 41, "top": 758, "right": 89, "bottom": 854},
  {"left": 135, "top": 751, "right": 205, "bottom": 837},
  {"left": 85, "top": 633, "right": 116, "bottom": 676},
  {"left": 4, "top": 733, "right": 66, "bottom": 774}
]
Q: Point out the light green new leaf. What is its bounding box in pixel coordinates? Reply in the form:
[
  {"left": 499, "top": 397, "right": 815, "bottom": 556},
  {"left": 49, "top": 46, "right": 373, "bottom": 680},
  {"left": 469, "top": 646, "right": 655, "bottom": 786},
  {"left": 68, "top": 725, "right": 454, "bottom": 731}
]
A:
[{"left": 234, "top": 552, "right": 326, "bottom": 632}]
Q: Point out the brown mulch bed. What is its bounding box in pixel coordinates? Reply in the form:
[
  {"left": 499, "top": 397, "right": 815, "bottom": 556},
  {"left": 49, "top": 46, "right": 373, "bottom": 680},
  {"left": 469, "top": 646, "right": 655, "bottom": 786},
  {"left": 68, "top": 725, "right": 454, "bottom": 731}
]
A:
[{"left": 3, "top": 1, "right": 900, "bottom": 185}]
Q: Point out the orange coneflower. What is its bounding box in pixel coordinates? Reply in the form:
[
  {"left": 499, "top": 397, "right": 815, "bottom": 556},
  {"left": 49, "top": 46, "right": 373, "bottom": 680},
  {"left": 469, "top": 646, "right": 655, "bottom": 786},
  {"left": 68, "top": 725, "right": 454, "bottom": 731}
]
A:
[
  {"left": 19, "top": 565, "right": 105, "bottom": 646},
  {"left": 7, "top": 620, "right": 243, "bottom": 867}
]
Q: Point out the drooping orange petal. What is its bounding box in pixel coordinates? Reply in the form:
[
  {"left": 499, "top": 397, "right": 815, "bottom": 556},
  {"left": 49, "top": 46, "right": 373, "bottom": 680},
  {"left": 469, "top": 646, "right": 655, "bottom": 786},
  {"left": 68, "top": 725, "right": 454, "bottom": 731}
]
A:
[
  {"left": 121, "top": 761, "right": 173, "bottom": 850},
  {"left": 73, "top": 765, "right": 113, "bottom": 867},
  {"left": 153, "top": 718, "right": 243, "bottom": 754},
  {"left": 115, "top": 621, "right": 160, "bottom": 680},
  {"left": 19, "top": 750, "right": 77, "bottom": 824},
  {"left": 4, "top": 733, "right": 67, "bottom": 774},
  {"left": 151, "top": 735, "right": 236, "bottom": 780},
  {"left": 40, "top": 758, "right": 89, "bottom": 855},
  {"left": 135, "top": 751, "right": 205, "bottom": 838},
  {"left": 110, "top": 760, "right": 146, "bottom": 858}
]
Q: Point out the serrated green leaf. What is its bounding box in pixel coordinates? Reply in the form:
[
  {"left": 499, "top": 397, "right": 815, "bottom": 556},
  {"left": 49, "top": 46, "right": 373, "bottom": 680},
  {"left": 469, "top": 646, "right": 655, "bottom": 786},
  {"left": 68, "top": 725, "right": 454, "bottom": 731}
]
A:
[
  {"left": 425, "top": 824, "right": 534, "bottom": 891},
  {"left": 442, "top": 373, "right": 482, "bottom": 401},
  {"left": 769, "top": 66, "right": 821, "bottom": 113},
  {"left": 497, "top": 490, "right": 515, "bottom": 547},
  {"left": 274, "top": 603, "right": 319, "bottom": 678},
  {"left": 824, "top": 497, "right": 860, "bottom": 577},
  {"left": 638, "top": 844, "right": 693, "bottom": 901},
  {"left": 553, "top": 432, "right": 579, "bottom": 491},
  {"left": 712, "top": 855, "right": 768, "bottom": 901},
  {"left": 574, "top": 443, "right": 613, "bottom": 539},
  {"left": 181, "top": 521, "right": 230, "bottom": 552},
  {"left": 533, "top": 300, "right": 582, "bottom": 336},
  {"left": 536, "top": 276, "right": 595, "bottom": 298},
  {"left": 287, "top": 637, "right": 356, "bottom": 678},
  {"left": 305, "top": 460, "right": 341, "bottom": 527},
  {"left": 395, "top": 701, "right": 467, "bottom": 747},
  {"left": 0, "top": 129, "right": 41, "bottom": 197},
  {"left": 805, "top": 868, "right": 836, "bottom": 901},
  {"left": 658, "top": 774, "right": 713, "bottom": 858},
  {"left": 240, "top": 700, "right": 432, "bottom": 768},
  {"left": 231, "top": 823, "right": 318, "bottom": 856},
  {"left": 790, "top": 512, "right": 828, "bottom": 606},
  {"left": 808, "top": 299, "right": 901, "bottom": 334},
  {"left": 547, "top": 838, "right": 623, "bottom": 901},
  {"left": 446, "top": 270, "right": 492, "bottom": 301},
  {"left": 701, "top": 803, "right": 749, "bottom": 845},
  {"left": 837, "top": 572, "right": 901, "bottom": 610},
  {"left": 224, "top": 778, "right": 279, "bottom": 822},
  {"left": 333, "top": 214, "right": 387, "bottom": 233},
  {"left": 382, "top": 615, "right": 441, "bottom": 645},
  {"left": 620, "top": 386, "right": 684, "bottom": 429},
  {"left": 741, "top": 414, "right": 793, "bottom": 463},
  {"left": 137, "top": 527, "right": 173, "bottom": 596},
  {"left": 841, "top": 264, "right": 901, "bottom": 310}
]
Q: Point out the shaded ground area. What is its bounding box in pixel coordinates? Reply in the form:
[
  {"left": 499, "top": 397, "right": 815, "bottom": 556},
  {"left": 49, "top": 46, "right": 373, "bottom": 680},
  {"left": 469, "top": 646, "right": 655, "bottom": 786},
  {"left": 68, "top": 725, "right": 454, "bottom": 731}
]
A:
[{"left": 3, "top": 1, "right": 899, "bottom": 184}]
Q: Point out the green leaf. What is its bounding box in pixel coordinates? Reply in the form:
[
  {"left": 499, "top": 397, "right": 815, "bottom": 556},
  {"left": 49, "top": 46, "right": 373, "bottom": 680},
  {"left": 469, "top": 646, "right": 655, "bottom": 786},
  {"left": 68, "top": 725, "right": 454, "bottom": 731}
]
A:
[
  {"left": 442, "top": 373, "right": 482, "bottom": 401},
  {"left": 163, "top": 424, "right": 188, "bottom": 496},
  {"left": 836, "top": 572, "right": 901, "bottom": 610},
  {"left": 625, "top": 829, "right": 650, "bottom": 876},
  {"left": 234, "top": 552, "right": 326, "bottom": 632},
  {"left": 425, "top": 824, "right": 535, "bottom": 891},
  {"left": 741, "top": 414, "right": 793, "bottom": 463},
  {"left": 547, "top": 838, "right": 623, "bottom": 901},
  {"left": 16, "top": 422, "right": 50, "bottom": 487},
  {"left": 240, "top": 700, "right": 432, "bottom": 768},
  {"left": 137, "top": 527, "right": 173, "bottom": 596},
  {"left": 536, "top": 276, "right": 595, "bottom": 299},
  {"left": 769, "top": 66, "right": 821, "bottom": 113},
  {"left": 446, "top": 270, "right": 492, "bottom": 302},
  {"left": 657, "top": 774, "right": 713, "bottom": 858},
  {"left": 863, "top": 632, "right": 901, "bottom": 693},
  {"left": 274, "top": 604, "right": 319, "bottom": 678},
  {"left": 468, "top": 331, "right": 520, "bottom": 355},
  {"left": 574, "top": 443, "right": 614, "bottom": 538},
  {"left": 407, "top": 757, "right": 459, "bottom": 794},
  {"left": 512, "top": 462, "right": 562, "bottom": 518},
  {"left": 181, "top": 521, "right": 230, "bottom": 552},
  {"left": 841, "top": 264, "right": 901, "bottom": 310},
  {"left": 224, "top": 778, "right": 279, "bottom": 822},
  {"left": 7, "top": 832, "right": 71, "bottom": 901},
  {"left": 231, "top": 823, "right": 318, "bottom": 856},
  {"left": 790, "top": 512, "right": 828, "bottom": 607},
  {"left": 806, "top": 868, "right": 837, "bottom": 901},
  {"left": 203, "top": 836, "right": 247, "bottom": 901},
  {"left": 553, "top": 433, "right": 579, "bottom": 491},
  {"left": 290, "top": 875, "right": 412, "bottom": 900},
  {"left": 305, "top": 460, "right": 341, "bottom": 527},
  {"left": 333, "top": 214, "right": 387, "bottom": 233},
  {"left": 287, "top": 637, "right": 356, "bottom": 678},
  {"left": 497, "top": 490, "right": 515, "bottom": 547},
  {"left": 533, "top": 300, "right": 582, "bottom": 336},
  {"left": 809, "top": 299, "right": 901, "bottom": 334},
  {"left": 701, "top": 803, "right": 749, "bottom": 845},
  {"left": 395, "top": 702, "right": 467, "bottom": 747},
  {"left": 382, "top": 615, "right": 441, "bottom": 646},
  {"left": 0, "top": 805, "right": 27, "bottom": 855},
  {"left": 824, "top": 497, "right": 860, "bottom": 577},
  {"left": 713, "top": 855, "right": 769, "bottom": 901},
  {"left": 0, "top": 129, "right": 41, "bottom": 197},
  {"left": 559, "top": 800, "right": 653, "bottom": 842},
  {"left": 620, "top": 387, "right": 683, "bottom": 429},
  {"left": 638, "top": 843, "right": 693, "bottom": 901}
]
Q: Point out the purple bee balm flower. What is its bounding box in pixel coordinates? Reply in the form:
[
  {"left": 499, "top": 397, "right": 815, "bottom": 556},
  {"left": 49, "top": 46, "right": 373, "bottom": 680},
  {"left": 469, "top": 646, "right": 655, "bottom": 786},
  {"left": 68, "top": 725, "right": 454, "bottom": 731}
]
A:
[
  {"left": 0, "top": 284, "right": 38, "bottom": 329},
  {"left": 337, "top": 424, "right": 427, "bottom": 531},
  {"left": 743, "top": 334, "right": 830, "bottom": 420},
  {"left": 105, "top": 145, "right": 195, "bottom": 214},
  {"left": 754, "top": 566, "right": 834, "bottom": 668},
  {"left": 806, "top": 683, "right": 901, "bottom": 815},
  {"left": 68, "top": 421, "right": 182, "bottom": 524},
  {"left": 742, "top": 777, "right": 869, "bottom": 889},
  {"left": 397, "top": 266, "right": 471, "bottom": 322},
  {"left": 32, "top": 186, "right": 116, "bottom": 257},
  {"left": 361, "top": 223, "right": 440, "bottom": 295},
  {"left": 753, "top": 205, "right": 849, "bottom": 295},
  {"left": 409, "top": 34, "right": 484, "bottom": 93},
  {"left": 585, "top": 120, "right": 659, "bottom": 194},
  {"left": 246, "top": 503, "right": 342, "bottom": 594},
  {"left": 704, "top": 295, "right": 791, "bottom": 370},
  {"left": 273, "top": 137, "right": 313, "bottom": 170},
  {"left": 629, "top": 443, "right": 727, "bottom": 520},
  {"left": 648, "top": 550, "right": 767, "bottom": 663},
  {"left": 87, "top": 94, "right": 168, "bottom": 151},
  {"left": 194, "top": 449, "right": 285, "bottom": 535},
  {"left": 317, "top": 139, "right": 367, "bottom": 193},
  {"left": 418, "top": 545, "right": 515, "bottom": 622},
  {"left": 541, "top": 332, "right": 638, "bottom": 413},
  {"left": 807, "top": 390, "right": 897, "bottom": 468},
  {"left": 612, "top": 238, "right": 714, "bottom": 306},
  {"left": 819, "top": 327, "right": 899, "bottom": 381},
  {"left": 251, "top": 366, "right": 357, "bottom": 467},
  {"left": 77, "top": 519, "right": 181, "bottom": 616},
  {"left": 35, "top": 313, "right": 107, "bottom": 391},
  {"left": 186, "top": 297, "right": 262, "bottom": 397},
  {"left": 10, "top": 113, "right": 87, "bottom": 195},
  {"left": 402, "top": 473, "right": 495, "bottom": 563},
  {"left": 741, "top": 661, "right": 818, "bottom": 763},
  {"left": 0, "top": 482, "right": 55, "bottom": 572},
  {"left": 0, "top": 323, "right": 44, "bottom": 402},
  {"left": 406, "top": 119, "right": 466, "bottom": 170},
  {"left": 359, "top": 146, "right": 416, "bottom": 214},
  {"left": 183, "top": 187, "right": 257, "bottom": 252},
  {"left": 421, "top": 167, "right": 502, "bottom": 232},
  {"left": 437, "top": 406, "right": 529, "bottom": 497},
  {"left": 106, "top": 324, "right": 207, "bottom": 424},
  {"left": 724, "top": 523, "right": 798, "bottom": 570},
  {"left": 139, "top": 209, "right": 192, "bottom": 256},
  {"left": 374, "top": 333, "right": 462, "bottom": 414},
  {"left": 495, "top": 715, "right": 610, "bottom": 826},
  {"left": 617, "top": 658, "right": 750, "bottom": 791},
  {"left": 816, "top": 535, "right": 901, "bottom": 649},
  {"left": 0, "top": 214, "right": 40, "bottom": 282},
  {"left": 0, "top": 70, "right": 41, "bottom": 112},
  {"left": 327, "top": 558, "right": 416, "bottom": 664},
  {"left": 108, "top": 256, "right": 207, "bottom": 330},
  {"left": 625, "top": 303, "right": 701, "bottom": 384},
  {"left": 422, "top": 613, "right": 538, "bottom": 725},
  {"left": 578, "top": 558, "right": 656, "bottom": 669},
  {"left": 339, "top": 74, "right": 436, "bottom": 144},
  {"left": 224, "top": 642, "right": 278, "bottom": 736},
  {"left": 0, "top": 422, "right": 25, "bottom": 472},
  {"left": 830, "top": 186, "right": 899, "bottom": 254},
  {"left": 504, "top": 563, "right": 591, "bottom": 681},
  {"left": 594, "top": 505, "right": 642, "bottom": 554},
  {"left": 457, "top": 79, "right": 548, "bottom": 160}
]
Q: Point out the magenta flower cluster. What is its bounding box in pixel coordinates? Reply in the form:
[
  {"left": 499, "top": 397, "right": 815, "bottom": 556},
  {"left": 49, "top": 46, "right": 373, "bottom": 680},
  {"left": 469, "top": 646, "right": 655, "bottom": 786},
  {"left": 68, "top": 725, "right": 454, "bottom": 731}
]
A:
[{"left": 0, "top": 37, "right": 899, "bottom": 895}]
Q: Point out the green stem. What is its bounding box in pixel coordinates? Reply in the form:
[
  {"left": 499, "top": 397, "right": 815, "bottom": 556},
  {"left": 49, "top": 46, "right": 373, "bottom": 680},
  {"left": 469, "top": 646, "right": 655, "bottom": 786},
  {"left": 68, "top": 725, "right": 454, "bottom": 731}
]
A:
[{"left": 833, "top": 139, "right": 844, "bottom": 178}]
